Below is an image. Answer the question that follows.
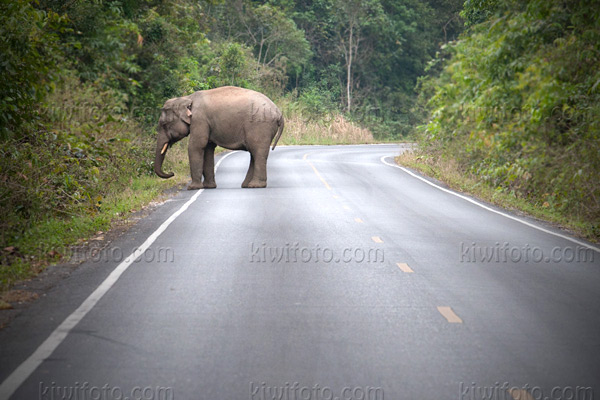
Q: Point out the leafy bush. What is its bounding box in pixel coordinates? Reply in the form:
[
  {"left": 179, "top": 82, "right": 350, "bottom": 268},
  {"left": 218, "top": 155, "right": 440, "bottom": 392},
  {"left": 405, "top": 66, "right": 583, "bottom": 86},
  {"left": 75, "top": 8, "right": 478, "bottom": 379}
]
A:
[
  {"left": 0, "top": 0, "right": 64, "bottom": 139},
  {"left": 418, "top": 0, "right": 600, "bottom": 232},
  {"left": 0, "top": 72, "right": 151, "bottom": 265}
]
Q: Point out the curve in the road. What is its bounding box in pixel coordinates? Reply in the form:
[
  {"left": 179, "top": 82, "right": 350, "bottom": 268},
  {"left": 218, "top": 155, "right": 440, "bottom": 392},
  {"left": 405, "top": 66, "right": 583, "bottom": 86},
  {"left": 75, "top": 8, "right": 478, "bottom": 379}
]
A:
[{"left": 381, "top": 155, "right": 600, "bottom": 254}]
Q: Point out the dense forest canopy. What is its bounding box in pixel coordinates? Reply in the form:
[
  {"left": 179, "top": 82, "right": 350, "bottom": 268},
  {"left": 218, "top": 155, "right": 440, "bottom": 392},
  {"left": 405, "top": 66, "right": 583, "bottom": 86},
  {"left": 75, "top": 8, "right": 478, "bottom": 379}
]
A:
[{"left": 1, "top": 0, "right": 465, "bottom": 138}]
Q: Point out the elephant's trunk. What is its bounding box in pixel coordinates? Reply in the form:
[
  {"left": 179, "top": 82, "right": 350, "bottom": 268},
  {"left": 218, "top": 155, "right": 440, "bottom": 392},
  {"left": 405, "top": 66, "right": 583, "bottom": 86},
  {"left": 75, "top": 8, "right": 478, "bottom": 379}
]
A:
[{"left": 154, "top": 136, "right": 174, "bottom": 179}]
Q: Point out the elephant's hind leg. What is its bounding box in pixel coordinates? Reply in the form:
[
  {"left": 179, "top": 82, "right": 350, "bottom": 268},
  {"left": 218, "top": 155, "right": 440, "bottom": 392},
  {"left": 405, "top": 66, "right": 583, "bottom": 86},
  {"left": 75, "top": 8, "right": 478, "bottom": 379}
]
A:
[
  {"left": 242, "top": 154, "right": 255, "bottom": 188},
  {"left": 246, "top": 147, "right": 268, "bottom": 188}
]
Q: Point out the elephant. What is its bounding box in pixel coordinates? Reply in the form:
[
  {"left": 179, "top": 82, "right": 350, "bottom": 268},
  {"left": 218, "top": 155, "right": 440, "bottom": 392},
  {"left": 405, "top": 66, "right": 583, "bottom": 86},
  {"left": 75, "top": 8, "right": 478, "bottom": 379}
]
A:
[{"left": 154, "top": 86, "right": 284, "bottom": 189}]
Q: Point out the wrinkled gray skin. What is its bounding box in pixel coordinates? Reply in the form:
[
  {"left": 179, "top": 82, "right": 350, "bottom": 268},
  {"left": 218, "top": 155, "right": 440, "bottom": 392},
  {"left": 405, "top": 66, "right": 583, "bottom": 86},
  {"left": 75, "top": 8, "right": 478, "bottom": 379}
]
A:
[{"left": 154, "top": 86, "right": 284, "bottom": 189}]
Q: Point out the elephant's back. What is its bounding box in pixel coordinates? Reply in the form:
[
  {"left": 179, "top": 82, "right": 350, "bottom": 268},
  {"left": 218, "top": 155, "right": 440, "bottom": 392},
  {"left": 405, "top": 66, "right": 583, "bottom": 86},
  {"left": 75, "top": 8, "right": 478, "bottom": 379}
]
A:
[
  {"left": 199, "top": 86, "right": 281, "bottom": 121},
  {"left": 202, "top": 86, "right": 275, "bottom": 103}
]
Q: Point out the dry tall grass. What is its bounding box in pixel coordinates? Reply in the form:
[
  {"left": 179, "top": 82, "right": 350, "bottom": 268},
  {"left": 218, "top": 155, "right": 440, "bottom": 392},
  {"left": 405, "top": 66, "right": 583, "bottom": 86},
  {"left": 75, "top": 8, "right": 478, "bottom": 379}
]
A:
[{"left": 280, "top": 112, "right": 375, "bottom": 145}]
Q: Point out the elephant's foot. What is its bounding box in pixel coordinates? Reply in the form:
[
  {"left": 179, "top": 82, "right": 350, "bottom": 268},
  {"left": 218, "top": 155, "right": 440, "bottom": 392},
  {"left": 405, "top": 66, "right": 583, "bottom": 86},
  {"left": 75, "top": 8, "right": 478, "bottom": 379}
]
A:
[
  {"left": 245, "top": 180, "right": 267, "bottom": 188},
  {"left": 187, "top": 182, "right": 204, "bottom": 190},
  {"left": 203, "top": 181, "right": 217, "bottom": 189}
]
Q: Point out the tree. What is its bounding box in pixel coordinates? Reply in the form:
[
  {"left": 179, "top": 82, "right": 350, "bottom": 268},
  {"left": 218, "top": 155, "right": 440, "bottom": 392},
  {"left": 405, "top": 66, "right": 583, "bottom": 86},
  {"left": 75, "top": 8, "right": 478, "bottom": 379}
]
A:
[
  {"left": 0, "top": 0, "right": 63, "bottom": 139},
  {"left": 209, "top": 1, "right": 311, "bottom": 87},
  {"left": 333, "top": 0, "right": 384, "bottom": 112}
]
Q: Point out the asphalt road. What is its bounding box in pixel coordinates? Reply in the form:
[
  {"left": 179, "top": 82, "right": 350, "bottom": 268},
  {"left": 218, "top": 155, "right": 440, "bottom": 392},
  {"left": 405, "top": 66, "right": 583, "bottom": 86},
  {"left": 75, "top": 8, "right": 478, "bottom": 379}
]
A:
[{"left": 1, "top": 144, "right": 599, "bottom": 400}]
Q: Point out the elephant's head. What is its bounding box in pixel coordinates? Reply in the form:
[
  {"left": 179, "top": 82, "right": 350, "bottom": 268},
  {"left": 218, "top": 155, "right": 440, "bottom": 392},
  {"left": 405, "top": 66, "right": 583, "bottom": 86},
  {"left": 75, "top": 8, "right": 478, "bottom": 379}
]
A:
[{"left": 154, "top": 96, "right": 193, "bottom": 179}]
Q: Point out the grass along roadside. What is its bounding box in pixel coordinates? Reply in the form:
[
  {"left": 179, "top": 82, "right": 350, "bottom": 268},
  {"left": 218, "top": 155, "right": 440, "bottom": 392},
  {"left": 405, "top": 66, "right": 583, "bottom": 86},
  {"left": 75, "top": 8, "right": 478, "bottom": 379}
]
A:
[
  {"left": 0, "top": 141, "right": 194, "bottom": 304},
  {"left": 395, "top": 151, "right": 600, "bottom": 243}
]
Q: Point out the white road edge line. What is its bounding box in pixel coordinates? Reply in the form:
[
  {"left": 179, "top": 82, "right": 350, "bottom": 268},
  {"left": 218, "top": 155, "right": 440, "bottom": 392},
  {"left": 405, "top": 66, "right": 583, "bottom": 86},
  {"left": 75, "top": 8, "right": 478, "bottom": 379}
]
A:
[
  {"left": 380, "top": 156, "right": 600, "bottom": 254},
  {"left": 0, "top": 151, "right": 239, "bottom": 399}
]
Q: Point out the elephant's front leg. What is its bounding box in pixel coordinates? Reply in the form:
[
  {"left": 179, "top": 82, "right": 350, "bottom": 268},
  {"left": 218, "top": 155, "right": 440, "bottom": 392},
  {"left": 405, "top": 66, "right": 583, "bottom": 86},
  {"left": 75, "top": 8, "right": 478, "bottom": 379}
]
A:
[
  {"left": 187, "top": 138, "right": 205, "bottom": 190},
  {"left": 202, "top": 142, "right": 217, "bottom": 189}
]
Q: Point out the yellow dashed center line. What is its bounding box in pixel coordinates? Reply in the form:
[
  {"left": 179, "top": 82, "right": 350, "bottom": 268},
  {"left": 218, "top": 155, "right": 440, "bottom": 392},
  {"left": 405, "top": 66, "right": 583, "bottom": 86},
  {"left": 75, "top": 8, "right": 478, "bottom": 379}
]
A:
[
  {"left": 354, "top": 218, "right": 364, "bottom": 223},
  {"left": 437, "top": 306, "right": 463, "bottom": 323},
  {"left": 303, "top": 153, "right": 331, "bottom": 190},
  {"left": 371, "top": 236, "right": 383, "bottom": 243},
  {"left": 396, "top": 263, "right": 414, "bottom": 273}
]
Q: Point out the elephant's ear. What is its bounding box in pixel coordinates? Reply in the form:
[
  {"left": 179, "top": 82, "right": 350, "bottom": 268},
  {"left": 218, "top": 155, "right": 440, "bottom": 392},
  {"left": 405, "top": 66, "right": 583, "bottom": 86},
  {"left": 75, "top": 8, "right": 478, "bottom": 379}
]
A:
[{"left": 179, "top": 98, "right": 193, "bottom": 125}]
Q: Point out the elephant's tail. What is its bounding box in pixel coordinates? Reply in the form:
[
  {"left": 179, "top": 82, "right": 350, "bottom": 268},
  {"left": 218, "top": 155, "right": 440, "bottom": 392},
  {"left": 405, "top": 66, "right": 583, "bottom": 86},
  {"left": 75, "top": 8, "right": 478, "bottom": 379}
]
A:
[{"left": 271, "top": 115, "right": 284, "bottom": 150}]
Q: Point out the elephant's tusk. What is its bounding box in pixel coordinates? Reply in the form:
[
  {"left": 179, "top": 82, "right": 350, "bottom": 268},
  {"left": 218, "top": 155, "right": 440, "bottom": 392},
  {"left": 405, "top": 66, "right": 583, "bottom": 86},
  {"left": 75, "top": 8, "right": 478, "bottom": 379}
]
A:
[{"left": 161, "top": 143, "right": 168, "bottom": 155}]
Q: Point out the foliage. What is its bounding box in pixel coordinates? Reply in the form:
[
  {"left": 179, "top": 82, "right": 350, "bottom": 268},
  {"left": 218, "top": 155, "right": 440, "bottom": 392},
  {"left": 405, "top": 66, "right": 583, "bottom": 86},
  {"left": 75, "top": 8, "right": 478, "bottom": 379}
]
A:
[
  {"left": 418, "top": 0, "right": 600, "bottom": 232},
  {"left": 461, "top": 0, "right": 502, "bottom": 27},
  {"left": 0, "top": 0, "right": 64, "bottom": 139},
  {"left": 0, "top": 71, "right": 150, "bottom": 241},
  {"left": 204, "top": 0, "right": 464, "bottom": 135},
  {"left": 285, "top": 0, "right": 463, "bottom": 134},
  {"left": 206, "top": 1, "right": 312, "bottom": 94}
]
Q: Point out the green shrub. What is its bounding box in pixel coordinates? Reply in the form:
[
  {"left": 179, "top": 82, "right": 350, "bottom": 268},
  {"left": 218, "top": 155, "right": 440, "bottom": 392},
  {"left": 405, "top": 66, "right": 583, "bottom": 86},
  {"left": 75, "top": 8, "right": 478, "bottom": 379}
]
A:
[
  {"left": 0, "top": 72, "right": 151, "bottom": 265},
  {"left": 418, "top": 0, "right": 600, "bottom": 230},
  {"left": 0, "top": 0, "right": 64, "bottom": 139}
]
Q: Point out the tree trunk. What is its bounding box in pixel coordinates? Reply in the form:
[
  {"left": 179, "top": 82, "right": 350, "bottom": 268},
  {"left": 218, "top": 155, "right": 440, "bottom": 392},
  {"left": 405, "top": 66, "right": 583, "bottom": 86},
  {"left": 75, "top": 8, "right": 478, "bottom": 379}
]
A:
[
  {"left": 257, "top": 31, "right": 264, "bottom": 72},
  {"left": 346, "top": 24, "right": 353, "bottom": 112}
]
